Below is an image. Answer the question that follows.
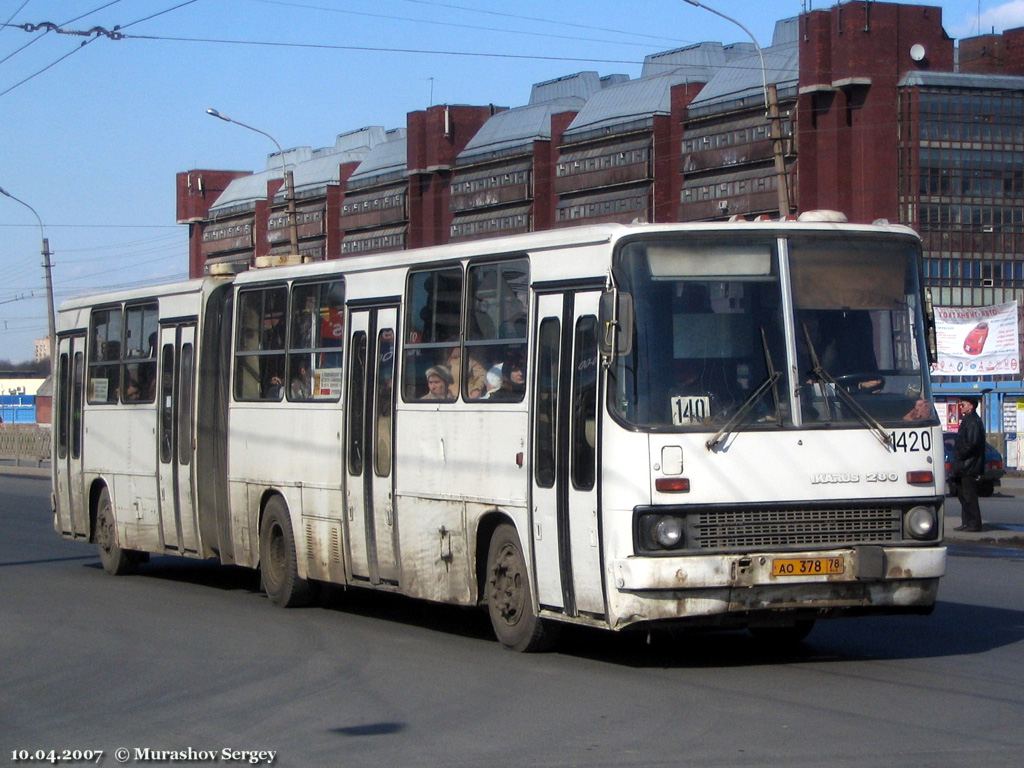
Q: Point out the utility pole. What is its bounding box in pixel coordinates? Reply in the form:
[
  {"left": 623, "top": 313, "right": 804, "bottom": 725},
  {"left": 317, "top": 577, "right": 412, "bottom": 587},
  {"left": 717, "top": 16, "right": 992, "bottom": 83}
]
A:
[
  {"left": 684, "top": 0, "right": 792, "bottom": 217},
  {"left": 0, "top": 186, "right": 56, "bottom": 368},
  {"left": 767, "top": 83, "right": 792, "bottom": 216}
]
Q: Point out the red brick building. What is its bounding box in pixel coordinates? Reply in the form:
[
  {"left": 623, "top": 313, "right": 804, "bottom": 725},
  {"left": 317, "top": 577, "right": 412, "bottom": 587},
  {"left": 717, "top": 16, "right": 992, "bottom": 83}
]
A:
[{"left": 176, "top": 1, "right": 1024, "bottom": 443}]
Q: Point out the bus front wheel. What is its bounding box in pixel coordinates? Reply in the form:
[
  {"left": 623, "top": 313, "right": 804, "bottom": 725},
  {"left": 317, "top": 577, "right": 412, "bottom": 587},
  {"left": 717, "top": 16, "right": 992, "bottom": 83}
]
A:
[
  {"left": 259, "top": 496, "right": 312, "bottom": 608},
  {"left": 485, "top": 523, "right": 554, "bottom": 652},
  {"left": 95, "top": 487, "right": 135, "bottom": 576}
]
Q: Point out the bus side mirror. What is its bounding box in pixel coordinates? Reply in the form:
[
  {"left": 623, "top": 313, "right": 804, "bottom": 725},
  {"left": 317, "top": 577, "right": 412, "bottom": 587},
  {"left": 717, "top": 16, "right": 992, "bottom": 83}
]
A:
[{"left": 598, "top": 291, "right": 633, "bottom": 358}]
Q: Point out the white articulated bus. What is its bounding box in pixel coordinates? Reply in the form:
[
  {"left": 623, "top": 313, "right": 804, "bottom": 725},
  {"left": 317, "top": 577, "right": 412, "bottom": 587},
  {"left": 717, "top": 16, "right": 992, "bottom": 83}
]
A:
[{"left": 53, "top": 215, "right": 946, "bottom": 651}]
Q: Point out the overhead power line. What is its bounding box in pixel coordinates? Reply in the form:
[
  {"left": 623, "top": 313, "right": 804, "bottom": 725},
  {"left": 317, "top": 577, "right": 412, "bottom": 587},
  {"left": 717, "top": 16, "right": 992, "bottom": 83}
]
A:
[
  {"left": 123, "top": 31, "right": 652, "bottom": 66},
  {"left": 396, "top": 0, "right": 689, "bottom": 45},
  {"left": 0, "top": 0, "right": 198, "bottom": 97},
  {"left": 251, "top": 0, "right": 686, "bottom": 50}
]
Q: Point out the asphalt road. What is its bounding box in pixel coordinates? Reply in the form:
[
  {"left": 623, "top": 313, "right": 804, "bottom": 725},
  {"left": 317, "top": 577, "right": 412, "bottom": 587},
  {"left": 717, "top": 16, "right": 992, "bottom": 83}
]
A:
[{"left": 3, "top": 474, "right": 1024, "bottom": 768}]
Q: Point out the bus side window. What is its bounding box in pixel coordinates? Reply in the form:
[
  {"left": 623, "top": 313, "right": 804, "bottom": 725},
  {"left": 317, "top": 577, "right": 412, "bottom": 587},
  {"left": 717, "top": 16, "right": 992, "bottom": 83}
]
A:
[
  {"left": 287, "top": 279, "right": 345, "bottom": 401},
  {"left": 534, "top": 318, "right": 560, "bottom": 488},
  {"left": 347, "top": 332, "right": 367, "bottom": 474},
  {"left": 402, "top": 266, "right": 462, "bottom": 402},
  {"left": 88, "top": 306, "right": 122, "bottom": 404},
  {"left": 57, "top": 352, "right": 70, "bottom": 459},
  {"left": 71, "top": 351, "right": 84, "bottom": 459},
  {"left": 234, "top": 286, "right": 287, "bottom": 402},
  {"left": 160, "top": 343, "right": 174, "bottom": 463},
  {"left": 571, "top": 316, "right": 598, "bottom": 490},
  {"left": 465, "top": 258, "right": 529, "bottom": 402},
  {"left": 123, "top": 302, "right": 158, "bottom": 403}
]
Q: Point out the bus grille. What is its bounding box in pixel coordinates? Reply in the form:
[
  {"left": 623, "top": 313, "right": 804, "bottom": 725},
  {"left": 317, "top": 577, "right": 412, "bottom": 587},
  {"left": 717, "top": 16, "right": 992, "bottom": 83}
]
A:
[{"left": 693, "top": 506, "right": 902, "bottom": 550}]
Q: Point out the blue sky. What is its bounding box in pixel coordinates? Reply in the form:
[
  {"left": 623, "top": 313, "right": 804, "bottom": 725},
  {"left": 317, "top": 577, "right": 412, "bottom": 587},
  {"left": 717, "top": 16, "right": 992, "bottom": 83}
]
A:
[{"left": 2, "top": 0, "right": 1023, "bottom": 363}]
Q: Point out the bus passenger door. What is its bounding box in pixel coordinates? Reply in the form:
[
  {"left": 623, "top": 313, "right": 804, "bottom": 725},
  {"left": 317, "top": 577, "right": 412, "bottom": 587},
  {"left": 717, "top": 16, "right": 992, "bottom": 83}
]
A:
[
  {"left": 531, "top": 290, "right": 604, "bottom": 618},
  {"left": 345, "top": 306, "right": 399, "bottom": 585},
  {"left": 157, "top": 322, "right": 200, "bottom": 553},
  {"left": 55, "top": 334, "right": 88, "bottom": 538}
]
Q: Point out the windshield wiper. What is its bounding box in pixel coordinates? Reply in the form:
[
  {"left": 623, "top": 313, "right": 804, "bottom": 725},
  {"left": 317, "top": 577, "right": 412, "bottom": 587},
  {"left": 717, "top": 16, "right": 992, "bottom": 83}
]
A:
[
  {"left": 801, "top": 322, "right": 892, "bottom": 450},
  {"left": 706, "top": 328, "right": 782, "bottom": 451},
  {"left": 761, "top": 326, "right": 782, "bottom": 425}
]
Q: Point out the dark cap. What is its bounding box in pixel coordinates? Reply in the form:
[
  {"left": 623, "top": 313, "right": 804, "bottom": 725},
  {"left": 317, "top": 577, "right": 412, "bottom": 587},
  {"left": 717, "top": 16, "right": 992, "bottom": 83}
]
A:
[{"left": 959, "top": 394, "right": 979, "bottom": 407}]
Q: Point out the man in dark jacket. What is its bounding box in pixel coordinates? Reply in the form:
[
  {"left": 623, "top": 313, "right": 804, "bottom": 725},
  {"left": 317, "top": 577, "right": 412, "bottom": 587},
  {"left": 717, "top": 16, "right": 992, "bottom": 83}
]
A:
[{"left": 953, "top": 395, "right": 986, "bottom": 532}]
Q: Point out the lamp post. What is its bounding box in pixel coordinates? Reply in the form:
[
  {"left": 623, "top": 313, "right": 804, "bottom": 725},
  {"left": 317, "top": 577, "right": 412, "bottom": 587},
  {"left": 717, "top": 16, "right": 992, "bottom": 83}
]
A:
[
  {"left": 206, "top": 107, "right": 301, "bottom": 257},
  {"left": 683, "top": 0, "right": 792, "bottom": 217},
  {"left": 0, "top": 186, "right": 56, "bottom": 367}
]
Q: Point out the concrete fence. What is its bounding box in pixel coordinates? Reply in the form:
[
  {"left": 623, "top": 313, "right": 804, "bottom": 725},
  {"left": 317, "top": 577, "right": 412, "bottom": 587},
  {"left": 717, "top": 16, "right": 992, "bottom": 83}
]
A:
[{"left": 0, "top": 425, "right": 52, "bottom": 466}]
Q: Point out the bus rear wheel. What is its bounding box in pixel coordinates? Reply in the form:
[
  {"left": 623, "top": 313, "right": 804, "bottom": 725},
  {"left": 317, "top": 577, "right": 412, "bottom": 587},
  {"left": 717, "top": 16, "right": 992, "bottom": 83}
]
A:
[
  {"left": 486, "top": 523, "right": 553, "bottom": 652},
  {"left": 95, "top": 487, "right": 135, "bottom": 576},
  {"left": 259, "top": 496, "right": 312, "bottom": 608}
]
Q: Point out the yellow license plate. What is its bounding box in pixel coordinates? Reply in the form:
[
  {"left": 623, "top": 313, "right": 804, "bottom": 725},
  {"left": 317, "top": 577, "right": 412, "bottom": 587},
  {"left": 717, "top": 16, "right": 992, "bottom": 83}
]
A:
[{"left": 771, "top": 557, "right": 845, "bottom": 577}]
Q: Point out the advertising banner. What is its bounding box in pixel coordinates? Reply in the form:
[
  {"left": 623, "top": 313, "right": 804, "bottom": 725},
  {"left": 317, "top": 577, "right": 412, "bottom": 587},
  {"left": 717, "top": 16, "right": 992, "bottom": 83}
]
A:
[{"left": 932, "top": 301, "right": 1020, "bottom": 376}]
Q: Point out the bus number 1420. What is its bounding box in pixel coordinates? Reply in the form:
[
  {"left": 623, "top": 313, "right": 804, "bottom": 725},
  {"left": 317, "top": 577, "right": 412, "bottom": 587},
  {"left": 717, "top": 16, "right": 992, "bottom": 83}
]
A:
[{"left": 889, "top": 429, "right": 932, "bottom": 453}]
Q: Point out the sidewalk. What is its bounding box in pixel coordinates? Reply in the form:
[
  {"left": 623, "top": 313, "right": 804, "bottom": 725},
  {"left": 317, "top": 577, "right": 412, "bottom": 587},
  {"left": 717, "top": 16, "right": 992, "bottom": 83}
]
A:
[
  {"left": 943, "top": 473, "right": 1024, "bottom": 548},
  {"left": 0, "top": 461, "right": 48, "bottom": 479}
]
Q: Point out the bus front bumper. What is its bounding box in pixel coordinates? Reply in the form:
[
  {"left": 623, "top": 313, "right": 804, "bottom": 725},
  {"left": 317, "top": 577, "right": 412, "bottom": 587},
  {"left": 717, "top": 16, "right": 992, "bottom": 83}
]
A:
[{"left": 607, "top": 545, "right": 945, "bottom": 629}]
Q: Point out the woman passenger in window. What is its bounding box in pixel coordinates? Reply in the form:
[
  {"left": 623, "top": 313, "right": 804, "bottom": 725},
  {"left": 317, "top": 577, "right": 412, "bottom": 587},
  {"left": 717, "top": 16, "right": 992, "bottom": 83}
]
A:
[
  {"left": 422, "top": 365, "right": 453, "bottom": 400},
  {"left": 486, "top": 351, "right": 526, "bottom": 401},
  {"left": 446, "top": 346, "right": 487, "bottom": 399}
]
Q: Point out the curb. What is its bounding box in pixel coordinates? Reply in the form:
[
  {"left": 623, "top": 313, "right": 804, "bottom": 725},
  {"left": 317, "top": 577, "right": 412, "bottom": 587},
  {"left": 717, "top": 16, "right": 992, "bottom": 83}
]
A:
[{"left": 943, "top": 528, "right": 1024, "bottom": 548}]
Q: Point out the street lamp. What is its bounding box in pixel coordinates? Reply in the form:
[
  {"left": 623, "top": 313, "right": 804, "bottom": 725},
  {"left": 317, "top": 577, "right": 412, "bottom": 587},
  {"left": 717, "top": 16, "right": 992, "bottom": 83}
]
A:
[
  {"left": 0, "top": 186, "right": 56, "bottom": 368},
  {"left": 683, "top": 0, "right": 792, "bottom": 217},
  {"left": 205, "top": 107, "right": 301, "bottom": 257}
]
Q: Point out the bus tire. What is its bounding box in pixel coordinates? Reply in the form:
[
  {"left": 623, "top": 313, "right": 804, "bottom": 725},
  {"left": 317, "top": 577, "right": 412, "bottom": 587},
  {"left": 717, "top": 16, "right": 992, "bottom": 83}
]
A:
[
  {"left": 95, "top": 487, "right": 134, "bottom": 576},
  {"left": 485, "top": 523, "right": 552, "bottom": 652},
  {"left": 259, "top": 496, "right": 311, "bottom": 608}
]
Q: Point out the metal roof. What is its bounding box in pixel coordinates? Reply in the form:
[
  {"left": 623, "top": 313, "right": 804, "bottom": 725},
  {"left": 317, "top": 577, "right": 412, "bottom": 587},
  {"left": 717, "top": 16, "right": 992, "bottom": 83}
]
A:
[
  {"left": 641, "top": 41, "right": 757, "bottom": 79},
  {"left": 900, "top": 71, "right": 1024, "bottom": 90},
  {"left": 347, "top": 129, "right": 408, "bottom": 186},
  {"left": 563, "top": 70, "right": 695, "bottom": 137},
  {"left": 458, "top": 98, "right": 586, "bottom": 161},
  {"left": 212, "top": 127, "right": 407, "bottom": 209},
  {"left": 688, "top": 41, "right": 799, "bottom": 110},
  {"left": 209, "top": 168, "right": 278, "bottom": 213},
  {"left": 529, "top": 71, "right": 605, "bottom": 104},
  {"left": 292, "top": 127, "right": 390, "bottom": 194}
]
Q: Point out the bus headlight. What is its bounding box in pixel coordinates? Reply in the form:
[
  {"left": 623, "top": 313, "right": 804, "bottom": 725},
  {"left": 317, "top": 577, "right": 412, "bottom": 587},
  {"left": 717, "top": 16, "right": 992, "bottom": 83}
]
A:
[
  {"left": 654, "top": 517, "right": 684, "bottom": 548},
  {"left": 638, "top": 514, "right": 686, "bottom": 551},
  {"left": 904, "top": 506, "right": 937, "bottom": 540}
]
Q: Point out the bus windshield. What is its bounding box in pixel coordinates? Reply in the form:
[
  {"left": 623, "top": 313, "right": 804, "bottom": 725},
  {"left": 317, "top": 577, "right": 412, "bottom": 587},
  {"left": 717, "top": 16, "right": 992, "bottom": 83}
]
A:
[{"left": 609, "top": 233, "right": 932, "bottom": 431}]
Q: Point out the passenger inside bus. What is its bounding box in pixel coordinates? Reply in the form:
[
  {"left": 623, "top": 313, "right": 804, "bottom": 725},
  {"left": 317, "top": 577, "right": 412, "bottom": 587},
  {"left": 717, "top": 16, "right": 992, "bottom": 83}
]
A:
[
  {"left": 447, "top": 346, "right": 487, "bottom": 399},
  {"left": 486, "top": 351, "right": 526, "bottom": 401},
  {"left": 422, "top": 365, "right": 453, "bottom": 400},
  {"left": 264, "top": 367, "right": 285, "bottom": 400},
  {"left": 290, "top": 363, "right": 310, "bottom": 400}
]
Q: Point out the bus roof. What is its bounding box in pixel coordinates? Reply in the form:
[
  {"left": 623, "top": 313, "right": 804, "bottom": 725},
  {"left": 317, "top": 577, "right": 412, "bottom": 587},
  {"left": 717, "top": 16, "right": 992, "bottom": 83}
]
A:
[
  {"left": 58, "top": 217, "right": 921, "bottom": 308},
  {"left": 232, "top": 217, "right": 921, "bottom": 286},
  {"left": 57, "top": 276, "right": 227, "bottom": 314}
]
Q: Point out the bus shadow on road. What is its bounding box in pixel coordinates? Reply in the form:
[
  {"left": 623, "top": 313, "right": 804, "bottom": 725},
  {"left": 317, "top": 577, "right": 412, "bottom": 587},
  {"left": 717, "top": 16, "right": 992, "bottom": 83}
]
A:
[
  {"left": 86, "top": 556, "right": 262, "bottom": 593},
  {"left": 552, "top": 601, "right": 1024, "bottom": 668},
  {"left": 316, "top": 584, "right": 496, "bottom": 642},
  {"left": 88, "top": 558, "right": 1022, "bottom": 666}
]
